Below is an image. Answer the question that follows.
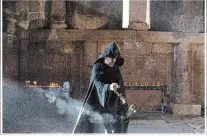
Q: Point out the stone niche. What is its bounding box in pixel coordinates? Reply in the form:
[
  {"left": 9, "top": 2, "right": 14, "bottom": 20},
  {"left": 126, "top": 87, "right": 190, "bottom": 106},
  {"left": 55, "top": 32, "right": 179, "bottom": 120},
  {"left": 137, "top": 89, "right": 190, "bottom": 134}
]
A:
[
  {"left": 67, "top": 1, "right": 123, "bottom": 29},
  {"left": 24, "top": 40, "right": 85, "bottom": 99}
]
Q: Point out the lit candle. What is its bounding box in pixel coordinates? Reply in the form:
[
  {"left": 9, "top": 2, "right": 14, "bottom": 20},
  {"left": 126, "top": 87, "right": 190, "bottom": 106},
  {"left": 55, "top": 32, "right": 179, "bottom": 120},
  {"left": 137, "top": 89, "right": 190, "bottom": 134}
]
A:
[
  {"left": 33, "top": 81, "right": 37, "bottom": 86},
  {"left": 25, "top": 81, "right": 30, "bottom": 87}
]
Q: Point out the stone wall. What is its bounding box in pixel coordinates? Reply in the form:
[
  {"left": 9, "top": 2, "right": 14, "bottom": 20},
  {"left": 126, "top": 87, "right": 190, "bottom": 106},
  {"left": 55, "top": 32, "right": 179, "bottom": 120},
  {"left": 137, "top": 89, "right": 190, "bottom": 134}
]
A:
[
  {"left": 191, "top": 44, "right": 204, "bottom": 106},
  {"left": 2, "top": 1, "right": 205, "bottom": 112},
  {"left": 101, "top": 41, "right": 173, "bottom": 90},
  {"left": 4, "top": 1, "right": 204, "bottom": 32},
  {"left": 3, "top": 34, "right": 20, "bottom": 80},
  {"left": 68, "top": 1, "right": 122, "bottom": 29},
  {"left": 9, "top": 30, "right": 204, "bottom": 109},
  {"left": 20, "top": 39, "right": 173, "bottom": 102},
  {"left": 3, "top": 1, "right": 123, "bottom": 30},
  {"left": 93, "top": 41, "right": 173, "bottom": 111},
  {"left": 126, "top": 90, "right": 162, "bottom": 111},
  {"left": 151, "top": 1, "right": 204, "bottom": 32}
]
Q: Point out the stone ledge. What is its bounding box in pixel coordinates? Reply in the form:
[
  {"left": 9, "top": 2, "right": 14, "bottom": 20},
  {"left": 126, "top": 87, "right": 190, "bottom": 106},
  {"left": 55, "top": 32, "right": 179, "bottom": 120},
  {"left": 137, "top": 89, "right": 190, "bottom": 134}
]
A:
[
  {"left": 172, "top": 104, "right": 201, "bottom": 116},
  {"left": 26, "top": 29, "right": 204, "bottom": 44},
  {"left": 129, "top": 22, "right": 149, "bottom": 31},
  {"left": 50, "top": 22, "right": 67, "bottom": 29}
]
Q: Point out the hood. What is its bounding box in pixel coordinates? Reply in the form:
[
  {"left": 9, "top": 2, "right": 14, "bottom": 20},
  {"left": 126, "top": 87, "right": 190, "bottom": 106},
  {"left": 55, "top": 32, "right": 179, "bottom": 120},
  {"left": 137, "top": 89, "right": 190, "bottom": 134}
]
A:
[{"left": 93, "top": 42, "right": 120, "bottom": 65}]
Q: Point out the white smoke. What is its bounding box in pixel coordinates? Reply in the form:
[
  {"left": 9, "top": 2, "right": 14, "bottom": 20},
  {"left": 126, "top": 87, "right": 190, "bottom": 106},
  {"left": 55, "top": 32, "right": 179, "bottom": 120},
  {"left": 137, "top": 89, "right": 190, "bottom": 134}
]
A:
[
  {"left": 44, "top": 89, "right": 116, "bottom": 124},
  {"left": 3, "top": 78, "right": 116, "bottom": 133}
]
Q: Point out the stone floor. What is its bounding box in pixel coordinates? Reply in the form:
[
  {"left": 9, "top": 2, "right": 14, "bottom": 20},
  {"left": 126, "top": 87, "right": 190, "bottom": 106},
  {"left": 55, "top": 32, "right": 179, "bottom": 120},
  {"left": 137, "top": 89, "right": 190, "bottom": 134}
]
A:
[
  {"left": 128, "top": 112, "right": 205, "bottom": 133},
  {"left": 4, "top": 112, "right": 205, "bottom": 133},
  {"left": 3, "top": 86, "right": 205, "bottom": 134}
]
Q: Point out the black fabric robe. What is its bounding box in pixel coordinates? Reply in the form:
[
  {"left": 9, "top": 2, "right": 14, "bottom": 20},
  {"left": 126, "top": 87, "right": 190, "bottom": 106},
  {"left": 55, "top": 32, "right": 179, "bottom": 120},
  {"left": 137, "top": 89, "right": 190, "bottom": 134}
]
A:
[{"left": 74, "top": 42, "right": 129, "bottom": 133}]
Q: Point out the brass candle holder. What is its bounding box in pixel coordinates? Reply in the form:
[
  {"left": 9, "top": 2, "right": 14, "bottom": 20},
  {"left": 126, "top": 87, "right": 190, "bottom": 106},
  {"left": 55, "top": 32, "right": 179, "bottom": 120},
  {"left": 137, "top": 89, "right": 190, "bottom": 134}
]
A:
[
  {"left": 25, "top": 81, "right": 30, "bottom": 87},
  {"left": 33, "top": 81, "right": 37, "bottom": 86}
]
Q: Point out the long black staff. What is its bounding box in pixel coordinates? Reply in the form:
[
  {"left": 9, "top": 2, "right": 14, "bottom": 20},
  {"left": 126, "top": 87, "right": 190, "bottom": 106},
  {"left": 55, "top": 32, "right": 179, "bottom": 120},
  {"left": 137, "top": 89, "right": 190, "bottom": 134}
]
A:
[{"left": 72, "top": 76, "right": 97, "bottom": 134}]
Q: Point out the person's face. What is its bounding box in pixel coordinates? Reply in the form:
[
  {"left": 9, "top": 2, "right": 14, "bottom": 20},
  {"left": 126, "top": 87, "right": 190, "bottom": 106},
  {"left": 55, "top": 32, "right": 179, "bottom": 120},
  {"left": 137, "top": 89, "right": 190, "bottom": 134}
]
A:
[{"left": 104, "top": 57, "right": 116, "bottom": 67}]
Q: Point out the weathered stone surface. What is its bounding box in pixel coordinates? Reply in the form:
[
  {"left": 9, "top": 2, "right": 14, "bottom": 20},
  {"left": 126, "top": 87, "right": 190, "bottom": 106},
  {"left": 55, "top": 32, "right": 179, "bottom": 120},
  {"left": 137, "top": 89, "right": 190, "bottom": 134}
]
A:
[
  {"left": 71, "top": 1, "right": 122, "bottom": 29},
  {"left": 191, "top": 44, "right": 204, "bottom": 105},
  {"left": 58, "top": 30, "right": 204, "bottom": 43},
  {"left": 50, "top": 22, "right": 67, "bottom": 29},
  {"left": 16, "top": 20, "right": 29, "bottom": 30},
  {"left": 51, "top": 1, "right": 66, "bottom": 22},
  {"left": 172, "top": 104, "right": 201, "bottom": 116},
  {"left": 15, "top": 1, "right": 29, "bottom": 15},
  {"left": 50, "top": 1, "right": 67, "bottom": 29},
  {"left": 129, "top": 0, "right": 147, "bottom": 23},
  {"left": 29, "top": 1, "right": 40, "bottom": 12},
  {"left": 3, "top": 34, "right": 20, "bottom": 80},
  {"left": 85, "top": 16, "right": 107, "bottom": 29},
  {"left": 121, "top": 42, "right": 173, "bottom": 93},
  {"left": 126, "top": 90, "right": 162, "bottom": 111},
  {"left": 170, "top": 42, "right": 204, "bottom": 115},
  {"left": 129, "top": 0, "right": 150, "bottom": 30},
  {"left": 28, "top": 12, "right": 44, "bottom": 22},
  {"left": 82, "top": 41, "right": 99, "bottom": 97},
  {"left": 73, "top": 14, "right": 108, "bottom": 29},
  {"left": 70, "top": 41, "right": 84, "bottom": 99},
  {"left": 18, "top": 40, "right": 29, "bottom": 81},
  {"left": 151, "top": 1, "right": 204, "bottom": 32},
  {"left": 5, "top": 17, "right": 16, "bottom": 34},
  {"left": 74, "top": 14, "right": 85, "bottom": 29},
  {"left": 173, "top": 43, "right": 195, "bottom": 106},
  {"left": 3, "top": 0, "right": 204, "bottom": 32},
  {"left": 129, "top": 22, "right": 149, "bottom": 31},
  {"left": 28, "top": 30, "right": 204, "bottom": 44}
]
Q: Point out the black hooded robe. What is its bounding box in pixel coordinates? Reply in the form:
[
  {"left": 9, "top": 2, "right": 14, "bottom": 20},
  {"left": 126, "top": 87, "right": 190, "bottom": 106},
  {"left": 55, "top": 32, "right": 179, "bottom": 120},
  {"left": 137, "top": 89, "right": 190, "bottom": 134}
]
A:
[{"left": 74, "top": 42, "right": 129, "bottom": 133}]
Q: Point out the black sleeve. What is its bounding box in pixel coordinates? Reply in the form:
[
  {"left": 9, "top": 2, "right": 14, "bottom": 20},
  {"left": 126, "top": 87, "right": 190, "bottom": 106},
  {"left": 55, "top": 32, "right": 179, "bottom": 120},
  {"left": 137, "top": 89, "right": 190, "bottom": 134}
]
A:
[{"left": 91, "top": 63, "right": 110, "bottom": 107}]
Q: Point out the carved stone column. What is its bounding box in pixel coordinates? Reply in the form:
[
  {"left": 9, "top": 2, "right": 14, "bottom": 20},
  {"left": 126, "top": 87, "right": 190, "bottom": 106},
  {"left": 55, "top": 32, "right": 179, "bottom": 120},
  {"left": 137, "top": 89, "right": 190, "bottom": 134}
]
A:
[
  {"left": 5, "top": 17, "right": 17, "bottom": 34},
  {"left": 50, "top": 0, "right": 67, "bottom": 29},
  {"left": 172, "top": 42, "right": 201, "bottom": 116},
  {"left": 47, "top": 1, "right": 67, "bottom": 49},
  {"left": 129, "top": 0, "right": 150, "bottom": 30}
]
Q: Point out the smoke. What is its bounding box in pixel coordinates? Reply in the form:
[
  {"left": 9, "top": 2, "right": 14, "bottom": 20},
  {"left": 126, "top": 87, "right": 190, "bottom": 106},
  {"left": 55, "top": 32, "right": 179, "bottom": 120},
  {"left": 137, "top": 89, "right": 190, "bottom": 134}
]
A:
[
  {"left": 3, "top": 78, "right": 64, "bottom": 133},
  {"left": 3, "top": 78, "right": 116, "bottom": 133},
  {"left": 44, "top": 87, "right": 116, "bottom": 124}
]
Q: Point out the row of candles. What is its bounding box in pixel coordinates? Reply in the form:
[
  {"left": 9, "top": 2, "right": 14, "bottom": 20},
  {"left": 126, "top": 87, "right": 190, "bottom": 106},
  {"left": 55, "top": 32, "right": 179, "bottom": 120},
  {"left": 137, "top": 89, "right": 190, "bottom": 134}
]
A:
[
  {"left": 25, "top": 81, "right": 60, "bottom": 87},
  {"left": 125, "top": 82, "right": 167, "bottom": 87},
  {"left": 25, "top": 81, "right": 167, "bottom": 87}
]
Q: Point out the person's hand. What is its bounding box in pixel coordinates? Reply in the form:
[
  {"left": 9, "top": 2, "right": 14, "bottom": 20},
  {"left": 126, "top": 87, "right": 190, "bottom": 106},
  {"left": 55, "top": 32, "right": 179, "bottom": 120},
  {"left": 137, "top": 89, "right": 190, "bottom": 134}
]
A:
[
  {"left": 109, "top": 83, "right": 120, "bottom": 91},
  {"left": 121, "top": 103, "right": 129, "bottom": 113}
]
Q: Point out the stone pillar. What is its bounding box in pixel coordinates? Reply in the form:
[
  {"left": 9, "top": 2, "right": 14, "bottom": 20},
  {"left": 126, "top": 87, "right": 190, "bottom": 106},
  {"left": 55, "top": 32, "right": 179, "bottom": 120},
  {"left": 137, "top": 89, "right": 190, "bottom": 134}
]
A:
[
  {"left": 27, "top": 1, "right": 47, "bottom": 29},
  {"left": 47, "top": 1, "right": 67, "bottom": 48},
  {"left": 18, "top": 40, "right": 29, "bottom": 82},
  {"left": 128, "top": 0, "right": 150, "bottom": 30},
  {"left": 15, "top": 1, "right": 29, "bottom": 31},
  {"left": 50, "top": 0, "right": 67, "bottom": 29},
  {"left": 47, "top": 0, "right": 67, "bottom": 48},
  {"left": 172, "top": 42, "right": 201, "bottom": 116},
  {"left": 5, "top": 17, "right": 17, "bottom": 34},
  {"left": 3, "top": 5, "right": 19, "bottom": 80}
]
